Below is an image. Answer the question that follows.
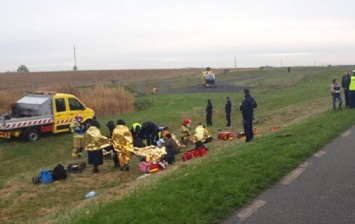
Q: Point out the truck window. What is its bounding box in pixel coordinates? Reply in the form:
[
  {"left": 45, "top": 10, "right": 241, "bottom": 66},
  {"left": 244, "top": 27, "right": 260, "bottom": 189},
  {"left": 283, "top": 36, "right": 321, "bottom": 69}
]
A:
[
  {"left": 68, "top": 98, "right": 85, "bottom": 111},
  {"left": 55, "top": 98, "right": 66, "bottom": 112}
]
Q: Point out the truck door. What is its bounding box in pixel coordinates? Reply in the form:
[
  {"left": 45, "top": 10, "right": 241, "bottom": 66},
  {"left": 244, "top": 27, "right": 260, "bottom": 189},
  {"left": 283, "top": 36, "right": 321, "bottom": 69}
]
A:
[
  {"left": 68, "top": 97, "right": 86, "bottom": 115},
  {"left": 53, "top": 97, "right": 71, "bottom": 133},
  {"left": 68, "top": 97, "right": 94, "bottom": 127}
]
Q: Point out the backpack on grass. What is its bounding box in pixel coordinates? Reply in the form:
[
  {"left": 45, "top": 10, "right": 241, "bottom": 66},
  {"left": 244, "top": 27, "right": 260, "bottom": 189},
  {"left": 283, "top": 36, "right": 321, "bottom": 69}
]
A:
[
  {"left": 52, "top": 164, "right": 67, "bottom": 180},
  {"left": 67, "top": 162, "right": 86, "bottom": 174},
  {"left": 40, "top": 169, "right": 53, "bottom": 184}
]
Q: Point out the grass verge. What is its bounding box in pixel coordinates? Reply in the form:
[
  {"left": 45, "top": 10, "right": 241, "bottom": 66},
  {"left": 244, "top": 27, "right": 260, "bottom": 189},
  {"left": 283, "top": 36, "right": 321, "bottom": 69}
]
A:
[{"left": 69, "top": 108, "right": 355, "bottom": 224}]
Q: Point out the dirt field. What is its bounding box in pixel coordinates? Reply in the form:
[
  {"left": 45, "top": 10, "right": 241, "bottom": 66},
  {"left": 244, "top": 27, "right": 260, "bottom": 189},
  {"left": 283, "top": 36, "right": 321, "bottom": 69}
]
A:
[{"left": 0, "top": 68, "right": 226, "bottom": 91}]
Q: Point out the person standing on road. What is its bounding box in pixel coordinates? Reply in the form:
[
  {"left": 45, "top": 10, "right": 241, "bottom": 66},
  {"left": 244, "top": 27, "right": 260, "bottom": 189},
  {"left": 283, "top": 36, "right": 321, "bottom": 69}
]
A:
[
  {"left": 330, "top": 79, "right": 342, "bottom": 110},
  {"left": 206, "top": 99, "right": 213, "bottom": 126},
  {"left": 225, "top": 97, "right": 232, "bottom": 127},
  {"left": 240, "top": 89, "right": 257, "bottom": 142},
  {"left": 341, "top": 71, "right": 351, "bottom": 108}
]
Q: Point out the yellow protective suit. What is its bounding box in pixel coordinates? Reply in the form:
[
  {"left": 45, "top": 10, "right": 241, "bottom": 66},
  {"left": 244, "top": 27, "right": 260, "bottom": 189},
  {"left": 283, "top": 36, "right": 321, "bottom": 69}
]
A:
[{"left": 70, "top": 120, "right": 85, "bottom": 158}]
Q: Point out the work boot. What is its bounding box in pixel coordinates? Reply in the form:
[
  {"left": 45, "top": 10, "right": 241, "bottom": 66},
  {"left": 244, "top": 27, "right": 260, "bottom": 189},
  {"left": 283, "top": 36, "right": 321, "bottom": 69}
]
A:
[{"left": 93, "top": 166, "right": 99, "bottom": 173}]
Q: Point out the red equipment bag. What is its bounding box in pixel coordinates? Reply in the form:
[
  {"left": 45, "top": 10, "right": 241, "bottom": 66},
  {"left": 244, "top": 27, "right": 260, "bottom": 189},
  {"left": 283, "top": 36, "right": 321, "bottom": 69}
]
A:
[
  {"left": 182, "top": 151, "right": 194, "bottom": 162},
  {"left": 192, "top": 149, "right": 200, "bottom": 158},
  {"left": 147, "top": 163, "right": 161, "bottom": 173},
  {"left": 218, "top": 132, "right": 234, "bottom": 140},
  {"left": 182, "top": 148, "right": 208, "bottom": 162},
  {"left": 197, "top": 147, "right": 207, "bottom": 156}
]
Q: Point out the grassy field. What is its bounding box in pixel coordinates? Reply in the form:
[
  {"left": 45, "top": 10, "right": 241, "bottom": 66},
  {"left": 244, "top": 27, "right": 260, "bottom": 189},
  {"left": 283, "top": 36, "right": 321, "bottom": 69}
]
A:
[{"left": 0, "top": 65, "right": 353, "bottom": 224}]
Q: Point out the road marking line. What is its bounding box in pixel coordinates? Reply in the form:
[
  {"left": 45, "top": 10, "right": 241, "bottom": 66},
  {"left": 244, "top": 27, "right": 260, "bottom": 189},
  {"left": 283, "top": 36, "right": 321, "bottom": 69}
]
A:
[
  {"left": 341, "top": 130, "right": 351, "bottom": 137},
  {"left": 237, "top": 199, "right": 266, "bottom": 222},
  {"left": 282, "top": 162, "right": 310, "bottom": 185},
  {"left": 314, "top": 150, "right": 326, "bottom": 158}
]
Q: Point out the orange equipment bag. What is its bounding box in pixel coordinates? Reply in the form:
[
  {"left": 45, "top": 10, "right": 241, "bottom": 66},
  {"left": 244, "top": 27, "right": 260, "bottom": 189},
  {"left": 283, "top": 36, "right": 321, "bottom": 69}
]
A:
[{"left": 218, "top": 132, "right": 234, "bottom": 140}]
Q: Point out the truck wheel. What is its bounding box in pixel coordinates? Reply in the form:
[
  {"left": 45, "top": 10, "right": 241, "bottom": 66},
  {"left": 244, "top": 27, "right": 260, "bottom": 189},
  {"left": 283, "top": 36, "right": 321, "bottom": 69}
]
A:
[
  {"left": 83, "top": 120, "right": 92, "bottom": 131},
  {"left": 25, "top": 128, "right": 40, "bottom": 142}
]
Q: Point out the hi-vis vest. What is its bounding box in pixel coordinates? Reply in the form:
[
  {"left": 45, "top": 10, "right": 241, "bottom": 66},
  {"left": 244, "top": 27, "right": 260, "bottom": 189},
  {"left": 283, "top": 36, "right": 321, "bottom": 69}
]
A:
[{"left": 350, "top": 76, "right": 355, "bottom": 91}]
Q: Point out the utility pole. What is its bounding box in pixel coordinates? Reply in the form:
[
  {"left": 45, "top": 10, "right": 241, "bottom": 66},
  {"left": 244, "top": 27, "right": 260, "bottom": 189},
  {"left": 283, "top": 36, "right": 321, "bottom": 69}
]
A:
[{"left": 73, "top": 45, "right": 77, "bottom": 71}]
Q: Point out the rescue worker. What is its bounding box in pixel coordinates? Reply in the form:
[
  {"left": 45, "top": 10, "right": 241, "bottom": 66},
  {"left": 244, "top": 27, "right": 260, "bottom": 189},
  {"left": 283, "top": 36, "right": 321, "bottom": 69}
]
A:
[
  {"left": 192, "top": 123, "right": 212, "bottom": 143},
  {"left": 141, "top": 121, "right": 157, "bottom": 146},
  {"left": 112, "top": 119, "right": 134, "bottom": 171},
  {"left": 341, "top": 71, "right": 351, "bottom": 108},
  {"left": 240, "top": 89, "right": 257, "bottom": 142},
  {"left": 206, "top": 99, "right": 213, "bottom": 126},
  {"left": 85, "top": 120, "right": 110, "bottom": 173},
  {"left": 130, "top": 122, "right": 142, "bottom": 137},
  {"left": 153, "top": 126, "right": 164, "bottom": 145},
  {"left": 70, "top": 114, "right": 85, "bottom": 158},
  {"left": 180, "top": 118, "right": 191, "bottom": 146},
  {"left": 349, "top": 70, "right": 355, "bottom": 108},
  {"left": 225, "top": 97, "right": 232, "bottom": 127}
]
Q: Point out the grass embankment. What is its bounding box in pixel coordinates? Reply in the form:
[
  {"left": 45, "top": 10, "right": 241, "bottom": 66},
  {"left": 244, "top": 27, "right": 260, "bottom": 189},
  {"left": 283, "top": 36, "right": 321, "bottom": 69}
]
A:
[
  {"left": 70, "top": 110, "right": 355, "bottom": 224},
  {"left": 0, "top": 66, "right": 353, "bottom": 223}
]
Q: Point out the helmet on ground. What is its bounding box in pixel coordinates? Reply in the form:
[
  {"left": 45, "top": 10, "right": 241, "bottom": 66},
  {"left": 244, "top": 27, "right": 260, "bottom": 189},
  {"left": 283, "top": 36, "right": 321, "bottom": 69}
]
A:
[
  {"left": 183, "top": 118, "right": 191, "bottom": 125},
  {"left": 75, "top": 114, "right": 83, "bottom": 121}
]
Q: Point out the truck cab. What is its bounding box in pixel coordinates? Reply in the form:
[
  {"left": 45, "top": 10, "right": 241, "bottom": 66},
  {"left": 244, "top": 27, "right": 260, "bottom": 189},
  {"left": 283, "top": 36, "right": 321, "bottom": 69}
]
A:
[
  {"left": 52, "top": 93, "right": 95, "bottom": 133},
  {"left": 0, "top": 91, "right": 95, "bottom": 141}
]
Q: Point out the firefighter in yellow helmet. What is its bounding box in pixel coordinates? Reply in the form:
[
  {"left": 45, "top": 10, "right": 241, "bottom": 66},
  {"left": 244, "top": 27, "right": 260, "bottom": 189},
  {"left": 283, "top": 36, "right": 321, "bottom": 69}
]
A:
[{"left": 70, "top": 114, "right": 85, "bottom": 158}]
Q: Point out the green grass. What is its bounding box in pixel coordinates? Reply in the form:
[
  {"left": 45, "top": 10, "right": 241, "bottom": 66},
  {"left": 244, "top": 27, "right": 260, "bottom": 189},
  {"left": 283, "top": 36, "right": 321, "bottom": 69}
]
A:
[
  {"left": 69, "top": 109, "right": 355, "bottom": 224},
  {"left": 0, "top": 65, "right": 354, "bottom": 224}
]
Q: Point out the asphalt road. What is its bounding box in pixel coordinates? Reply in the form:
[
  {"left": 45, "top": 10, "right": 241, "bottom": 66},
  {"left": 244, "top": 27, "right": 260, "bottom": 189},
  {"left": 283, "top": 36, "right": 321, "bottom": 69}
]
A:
[
  {"left": 223, "top": 125, "right": 355, "bottom": 224},
  {"left": 159, "top": 73, "right": 277, "bottom": 94}
]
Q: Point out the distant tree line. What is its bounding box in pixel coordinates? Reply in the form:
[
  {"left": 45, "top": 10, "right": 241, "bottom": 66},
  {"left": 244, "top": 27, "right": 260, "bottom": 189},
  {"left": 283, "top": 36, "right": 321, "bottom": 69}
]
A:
[{"left": 17, "top": 65, "right": 29, "bottom": 72}]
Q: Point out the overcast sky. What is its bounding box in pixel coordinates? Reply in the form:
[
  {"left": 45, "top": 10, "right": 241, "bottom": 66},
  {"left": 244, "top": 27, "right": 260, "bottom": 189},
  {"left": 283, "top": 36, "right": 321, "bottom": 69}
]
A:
[{"left": 1, "top": 0, "right": 354, "bottom": 72}]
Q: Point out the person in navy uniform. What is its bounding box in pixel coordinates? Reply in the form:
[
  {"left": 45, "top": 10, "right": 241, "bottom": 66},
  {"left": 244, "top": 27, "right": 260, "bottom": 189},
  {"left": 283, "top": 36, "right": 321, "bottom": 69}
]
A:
[
  {"left": 240, "top": 89, "right": 257, "bottom": 142},
  {"left": 341, "top": 71, "right": 350, "bottom": 108},
  {"left": 225, "top": 97, "right": 232, "bottom": 127},
  {"left": 206, "top": 99, "right": 213, "bottom": 126}
]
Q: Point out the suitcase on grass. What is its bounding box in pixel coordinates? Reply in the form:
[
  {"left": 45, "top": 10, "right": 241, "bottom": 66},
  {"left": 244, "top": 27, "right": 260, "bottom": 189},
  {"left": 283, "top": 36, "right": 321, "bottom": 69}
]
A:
[{"left": 218, "top": 132, "right": 234, "bottom": 140}]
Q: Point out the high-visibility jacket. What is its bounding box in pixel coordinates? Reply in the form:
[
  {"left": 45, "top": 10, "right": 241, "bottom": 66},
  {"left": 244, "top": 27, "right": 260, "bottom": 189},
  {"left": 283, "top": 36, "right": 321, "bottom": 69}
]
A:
[
  {"left": 130, "top": 123, "right": 142, "bottom": 134},
  {"left": 350, "top": 76, "right": 355, "bottom": 91}
]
